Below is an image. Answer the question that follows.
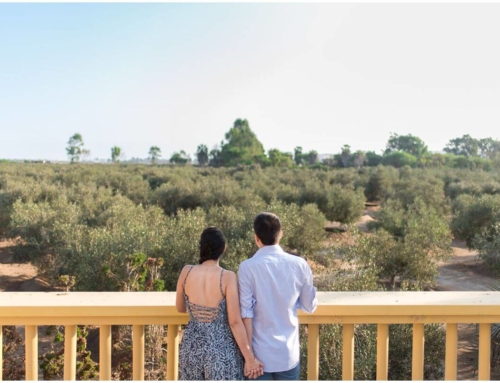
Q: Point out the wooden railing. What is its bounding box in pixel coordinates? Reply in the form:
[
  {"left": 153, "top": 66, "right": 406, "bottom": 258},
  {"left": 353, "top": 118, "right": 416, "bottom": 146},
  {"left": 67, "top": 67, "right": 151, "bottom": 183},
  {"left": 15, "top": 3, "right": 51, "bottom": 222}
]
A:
[{"left": 0, "top": 291, "right": 499, "bottom": 380}]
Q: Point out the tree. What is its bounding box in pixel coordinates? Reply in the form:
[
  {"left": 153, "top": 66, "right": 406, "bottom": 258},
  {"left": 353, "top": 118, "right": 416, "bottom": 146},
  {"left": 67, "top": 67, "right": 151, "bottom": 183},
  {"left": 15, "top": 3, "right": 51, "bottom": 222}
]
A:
[
  {"left": 353, "top": 151, "right": 366, "bottom": 169},
  {"left": 111, "top": 146, "right": 122, "bottom": 163},
  {"left": 385, "top": 133, "right": 428, "bottom": 157},
  {"left": 382, "top": 151, "right": 418, "bottom": 168},
  {"left": 219, "top": 119, "right": 265, "bottom": 166},
  {"left": 366, "top": 151, "right": 383, "bottom": 167},
  {"left": 341, "top": 145, "right": 351, "bottom": 167},
  {"left": 209, "top": 146, "right": 223, "bottom": 167},
  {"left": 268, "top": 149, "right": 293, "bottom": 167},
  {"left": 305, "top": 150, "right": 319, "bottom": 166},
  {"left": 66, "top": 133, "right": 85, "bottom": 163},
  {"left": 294, "top": 147, "right": 303, "bottom": 166},
  {"left": 443, "top": 134, "right": 479, "bottom": 157},
  {"left": 478, "top": 137, "right": 500, "bottom": 159},
  {"left": 196, "top": 145, "right": 209, "bottom": 166},
  {"left": 148, "top": 146, "right": 161, "bottom": 164},
  {"left": 169, "top": 150, "right": 191, "bottom": 165}
]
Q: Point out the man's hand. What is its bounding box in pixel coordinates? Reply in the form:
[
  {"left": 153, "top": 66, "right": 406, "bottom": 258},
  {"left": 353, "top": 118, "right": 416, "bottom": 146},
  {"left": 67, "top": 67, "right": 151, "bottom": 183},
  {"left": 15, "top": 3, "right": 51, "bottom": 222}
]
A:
[{"left": 244, "top": 357, "right": 264, "bottom": 379}]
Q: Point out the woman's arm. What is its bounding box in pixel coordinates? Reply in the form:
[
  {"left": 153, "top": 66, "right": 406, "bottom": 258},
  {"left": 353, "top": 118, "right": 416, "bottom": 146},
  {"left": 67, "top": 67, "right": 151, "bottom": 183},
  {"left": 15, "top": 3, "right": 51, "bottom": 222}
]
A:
[
  {"left": 175, "top": 265, "right": 190, "bottom": 313},
  {"left": 225, "top": 271, "right": 263, "bottom": 376}
]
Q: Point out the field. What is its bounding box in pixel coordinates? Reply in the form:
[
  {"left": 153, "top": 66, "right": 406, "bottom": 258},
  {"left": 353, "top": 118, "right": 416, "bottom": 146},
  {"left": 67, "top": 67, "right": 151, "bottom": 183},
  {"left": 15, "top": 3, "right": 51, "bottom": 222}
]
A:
[{"left": 1, "top": 162, "right": 500, "bottom": 380}]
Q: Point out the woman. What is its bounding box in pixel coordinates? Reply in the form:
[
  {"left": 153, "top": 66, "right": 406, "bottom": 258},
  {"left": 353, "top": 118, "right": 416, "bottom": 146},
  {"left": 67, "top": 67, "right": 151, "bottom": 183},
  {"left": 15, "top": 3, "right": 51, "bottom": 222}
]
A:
[{"left": 176, "top": 226, "right": 263, "bottom": 380}]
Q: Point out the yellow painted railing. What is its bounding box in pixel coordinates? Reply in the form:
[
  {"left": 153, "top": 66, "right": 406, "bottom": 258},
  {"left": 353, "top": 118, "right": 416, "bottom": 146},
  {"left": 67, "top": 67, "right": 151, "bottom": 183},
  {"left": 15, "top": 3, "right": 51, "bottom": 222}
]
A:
[{"left": 0, "top": 291, "right": 499, "bottom": 381}]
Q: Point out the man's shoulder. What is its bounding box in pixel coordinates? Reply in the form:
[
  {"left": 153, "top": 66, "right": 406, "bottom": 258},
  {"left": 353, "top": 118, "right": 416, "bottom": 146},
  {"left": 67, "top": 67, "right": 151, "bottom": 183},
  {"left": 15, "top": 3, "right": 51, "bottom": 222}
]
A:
[{"left": 281, "top": 250, "right": 309, "bottom": 266}]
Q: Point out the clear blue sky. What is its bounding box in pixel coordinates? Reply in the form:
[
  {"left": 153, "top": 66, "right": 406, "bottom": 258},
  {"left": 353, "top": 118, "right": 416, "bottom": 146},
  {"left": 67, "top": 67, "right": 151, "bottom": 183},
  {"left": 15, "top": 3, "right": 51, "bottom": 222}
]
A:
[{"left": 1, "top": 3, "right": 500, "bottom": 161}]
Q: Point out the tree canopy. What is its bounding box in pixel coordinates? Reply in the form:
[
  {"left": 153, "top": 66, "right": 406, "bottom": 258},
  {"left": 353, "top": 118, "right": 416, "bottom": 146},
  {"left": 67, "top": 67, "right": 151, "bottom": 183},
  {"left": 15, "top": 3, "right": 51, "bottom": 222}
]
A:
[
  {"left": 385, "top": 133, "right": 428, "bottom": 157},
  {"left": 219, "top": 119, "right": 266, "bottom": 166}
]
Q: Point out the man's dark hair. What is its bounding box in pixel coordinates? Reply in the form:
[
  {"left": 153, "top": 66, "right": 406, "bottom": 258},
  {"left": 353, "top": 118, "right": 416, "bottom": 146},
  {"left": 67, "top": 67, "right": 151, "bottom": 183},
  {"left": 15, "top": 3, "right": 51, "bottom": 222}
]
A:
[
  {"left": 253, "top": 212, "right": 282, "bottom": 246},
  {"left": 199, "top": 226, "right": 226, "bottom": 264}
]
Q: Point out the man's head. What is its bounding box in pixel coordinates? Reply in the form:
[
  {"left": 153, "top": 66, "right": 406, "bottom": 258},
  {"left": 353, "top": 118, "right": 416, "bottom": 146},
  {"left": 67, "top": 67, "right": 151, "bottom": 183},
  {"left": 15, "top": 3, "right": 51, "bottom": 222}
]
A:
[{"left": 253, "top": 212, "right": 283, "bottom": 247}]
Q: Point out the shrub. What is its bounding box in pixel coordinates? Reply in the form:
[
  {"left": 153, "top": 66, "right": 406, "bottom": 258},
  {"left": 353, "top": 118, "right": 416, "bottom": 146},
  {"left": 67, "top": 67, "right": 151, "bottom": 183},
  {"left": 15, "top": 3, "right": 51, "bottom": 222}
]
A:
[
  {"left": 473, "top": 222, "right": 500, "bottom": 276},
  {"left": 451, "top": 194, "right": 500, "bottom": 247}
]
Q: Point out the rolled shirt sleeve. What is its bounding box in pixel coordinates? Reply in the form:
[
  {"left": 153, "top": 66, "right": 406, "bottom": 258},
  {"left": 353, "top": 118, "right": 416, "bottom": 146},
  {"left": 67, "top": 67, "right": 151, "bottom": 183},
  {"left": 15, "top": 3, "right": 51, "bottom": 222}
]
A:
[
  {"left": 238, "top": 263, "right": 255, "bottom": 318},
  {"left": 297, "top": 265, "right": 318, "bottom": 313}
]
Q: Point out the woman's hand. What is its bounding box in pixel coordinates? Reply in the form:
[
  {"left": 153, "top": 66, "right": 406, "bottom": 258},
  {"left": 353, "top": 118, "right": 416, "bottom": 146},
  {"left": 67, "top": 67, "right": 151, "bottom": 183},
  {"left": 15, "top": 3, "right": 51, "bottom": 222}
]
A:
[{"left": 244, "top": 357, "right": 264, "bottom": 379}]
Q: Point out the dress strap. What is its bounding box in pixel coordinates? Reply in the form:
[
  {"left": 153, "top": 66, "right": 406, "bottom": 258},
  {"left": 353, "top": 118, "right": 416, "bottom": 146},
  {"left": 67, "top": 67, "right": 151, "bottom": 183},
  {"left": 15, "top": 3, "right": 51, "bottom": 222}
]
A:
[
  {"left": 219, "top": 269, "right": 225, "bottom": 297},
  {"left": 182, "top": 266, "right": 194, "bottom": 293}
]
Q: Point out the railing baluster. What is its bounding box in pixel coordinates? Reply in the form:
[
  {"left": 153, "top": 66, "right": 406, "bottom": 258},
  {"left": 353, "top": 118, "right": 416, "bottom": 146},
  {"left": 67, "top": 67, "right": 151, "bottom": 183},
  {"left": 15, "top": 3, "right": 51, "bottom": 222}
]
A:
[
  {"left": 307, "top": 324, "right": 320, "bottom": 380},
  {"left": 25, "top": 325, "right": 38, "bottom": 381},
  {"left": 342, "top": 324, "right": 354, "bottom": 380},
  {"left": 478, "top": 323, "right": 491, "bottom": 381},
  {"left": 64, "top": 325, "right": 77, "bottom": 380},
  {"left": 0, "top": 325, "right": 3, "bottom": 381},
  {"left": 133, "top": 325, "right": 145, "bottom": 381},
  {"left": 445, "top": 323, "right": 458, "bottom": 380},
  {"left": 412, "top": 323, "right": 424, "bottom": 380},
  {"left": 167, "top": 324, "right": 180, "bottom": 381},
  {"left": 376, "top": 324, "right": 389, "bottom": 380},
  {"left": 99, "top": 325, "right": 112, "bottom": 380}
]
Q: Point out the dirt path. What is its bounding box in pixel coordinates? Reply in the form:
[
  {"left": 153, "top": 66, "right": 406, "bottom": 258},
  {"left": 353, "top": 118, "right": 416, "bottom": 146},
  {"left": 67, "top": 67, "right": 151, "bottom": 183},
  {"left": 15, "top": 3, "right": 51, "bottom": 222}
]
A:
[
  {"left": 0, "top": 239, "right": 55, "bottom": 380},
  {"left": 0, "top": 239, "right": 50, "bottom": 292}
]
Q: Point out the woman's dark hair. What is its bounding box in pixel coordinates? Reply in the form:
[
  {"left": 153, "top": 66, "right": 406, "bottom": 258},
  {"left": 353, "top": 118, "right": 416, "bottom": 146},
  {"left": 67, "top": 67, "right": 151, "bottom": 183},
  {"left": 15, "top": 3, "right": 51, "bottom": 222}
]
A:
[
  {"left": 199, "top": 226, "right": 226, "bottom": 264},
  {"left": 254, "top": 212, "right": 281, "bottom": 246}
]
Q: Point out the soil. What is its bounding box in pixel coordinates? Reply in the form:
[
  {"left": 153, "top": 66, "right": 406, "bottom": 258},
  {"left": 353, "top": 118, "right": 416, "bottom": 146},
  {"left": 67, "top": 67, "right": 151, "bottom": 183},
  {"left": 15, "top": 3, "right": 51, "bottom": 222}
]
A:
[{"left": 0, "top": 239, "right": 56, "bottom": 379}]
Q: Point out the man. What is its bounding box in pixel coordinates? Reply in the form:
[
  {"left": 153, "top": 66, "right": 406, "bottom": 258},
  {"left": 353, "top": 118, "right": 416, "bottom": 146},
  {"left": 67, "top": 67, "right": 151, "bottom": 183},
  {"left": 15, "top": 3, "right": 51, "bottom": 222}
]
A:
[{"left": 238, "top": 212, "right": 318, "bottom": 380}]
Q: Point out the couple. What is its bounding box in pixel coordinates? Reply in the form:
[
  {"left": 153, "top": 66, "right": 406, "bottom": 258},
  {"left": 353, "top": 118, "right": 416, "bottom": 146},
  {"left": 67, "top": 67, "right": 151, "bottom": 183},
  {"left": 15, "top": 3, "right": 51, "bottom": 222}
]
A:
[{"left": 175, "top": 212, "right": 318, "bottom": 381}]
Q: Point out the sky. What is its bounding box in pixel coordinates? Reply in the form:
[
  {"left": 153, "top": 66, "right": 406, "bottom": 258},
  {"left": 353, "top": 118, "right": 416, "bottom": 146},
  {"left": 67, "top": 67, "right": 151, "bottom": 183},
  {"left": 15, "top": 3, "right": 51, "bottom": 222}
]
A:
[{"left": 1, "top": 3, "right": 500, "bottom": 161}]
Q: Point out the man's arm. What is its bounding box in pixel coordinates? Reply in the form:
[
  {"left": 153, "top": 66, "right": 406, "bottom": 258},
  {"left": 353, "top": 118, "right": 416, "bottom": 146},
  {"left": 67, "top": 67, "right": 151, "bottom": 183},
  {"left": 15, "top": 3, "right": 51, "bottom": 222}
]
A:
[{"left": 297, "top": 264, "right": 318, "bottom": 313}]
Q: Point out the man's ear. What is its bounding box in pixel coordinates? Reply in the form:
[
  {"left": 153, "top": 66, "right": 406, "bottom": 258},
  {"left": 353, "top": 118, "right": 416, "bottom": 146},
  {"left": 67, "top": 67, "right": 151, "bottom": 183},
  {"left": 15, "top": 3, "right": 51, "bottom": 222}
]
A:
[
  {"left": 254, "top": 234, "right": 261, "bottom": 247},
  {"left": 278, "top": 229, "right": 283, "bottom": 241}
]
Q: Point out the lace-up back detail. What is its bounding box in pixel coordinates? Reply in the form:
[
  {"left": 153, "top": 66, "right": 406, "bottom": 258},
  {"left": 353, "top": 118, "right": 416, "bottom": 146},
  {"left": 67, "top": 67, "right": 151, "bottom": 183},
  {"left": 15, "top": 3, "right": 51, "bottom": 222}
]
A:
[
  {"left": 179, "top": 265, "right": 244, "bottom": 380},
  {"left": 182, "top": 266, "right": 226, "bottom": 323}
]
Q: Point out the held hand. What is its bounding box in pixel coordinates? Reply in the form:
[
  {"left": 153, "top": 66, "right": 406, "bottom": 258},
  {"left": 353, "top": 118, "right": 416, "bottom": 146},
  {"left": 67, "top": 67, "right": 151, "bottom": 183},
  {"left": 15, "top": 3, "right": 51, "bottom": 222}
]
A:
[{"left": 244, "top": 357, "right": 264, "bottom": 379}]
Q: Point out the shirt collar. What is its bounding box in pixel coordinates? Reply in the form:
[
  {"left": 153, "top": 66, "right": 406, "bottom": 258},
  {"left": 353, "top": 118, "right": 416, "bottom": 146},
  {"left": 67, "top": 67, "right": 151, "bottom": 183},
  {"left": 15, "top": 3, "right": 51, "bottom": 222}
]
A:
[{"left": 254, "top": 244, "right": 284, "bottom": 257}]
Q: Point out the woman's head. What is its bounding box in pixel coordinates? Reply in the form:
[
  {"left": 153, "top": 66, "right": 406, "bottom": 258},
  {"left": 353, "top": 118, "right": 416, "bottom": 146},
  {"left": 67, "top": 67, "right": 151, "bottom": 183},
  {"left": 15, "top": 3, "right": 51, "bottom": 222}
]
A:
[{"left": 199, "top": 226, "right": 226, "bottom": 264}]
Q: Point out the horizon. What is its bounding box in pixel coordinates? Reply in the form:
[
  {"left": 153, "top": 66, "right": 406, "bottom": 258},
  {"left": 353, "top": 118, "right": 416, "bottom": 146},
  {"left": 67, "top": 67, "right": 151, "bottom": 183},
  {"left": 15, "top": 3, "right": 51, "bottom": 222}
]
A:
[{"left": 2, "top": 3, "right": 500, "bottom": 161}]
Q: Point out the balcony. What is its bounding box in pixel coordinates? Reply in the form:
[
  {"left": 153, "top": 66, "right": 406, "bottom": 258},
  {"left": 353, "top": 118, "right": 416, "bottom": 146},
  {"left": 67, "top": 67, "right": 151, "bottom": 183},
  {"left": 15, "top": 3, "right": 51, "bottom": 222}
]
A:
[{"left": 0, "top": 291, "right": 499, "bottom": 381}]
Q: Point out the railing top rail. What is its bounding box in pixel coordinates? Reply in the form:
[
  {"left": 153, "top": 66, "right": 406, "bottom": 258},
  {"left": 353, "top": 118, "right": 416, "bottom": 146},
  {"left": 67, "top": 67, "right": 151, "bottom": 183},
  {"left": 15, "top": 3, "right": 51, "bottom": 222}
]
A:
[{"left": 1, "top": 292, "right": 499, "bottom": 319}]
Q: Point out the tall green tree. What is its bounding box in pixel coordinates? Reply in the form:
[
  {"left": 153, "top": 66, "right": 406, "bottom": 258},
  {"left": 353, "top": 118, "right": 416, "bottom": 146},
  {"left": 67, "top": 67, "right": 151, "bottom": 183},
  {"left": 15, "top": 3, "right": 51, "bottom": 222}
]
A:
[
  {"left": 385, "top": 133, "right": 428, "bottom": 157},
  {"left": 111, "top": 146, "right": 122, "bottom": 163},
  {"left": 353, "top": 150, "right": 366, "bottom": 169},
  {"left": 341, "top": 145, "right": 351, "bottom": 167},
  {"left": 66, "top": 133, "right": 85, "bottom": 163},
  {"left": 220, "top": 119, "right": 265, "bottom": 166},
  {"left": 170, "top": 150, "right": 191, "bottom": 165},
  {"left": 443, "top": 134, "right": 479, "bottom": 157},
  {"left": 294, "top": 146, "right": 303, "bottom": 166},
  {"left": 148, "top": 146, "right": 161, "bottom": 164},
  {"left": 196, "top": 144, "right": 209, "bottom": 166},
  {"left": 305, "top": 150, "right": 319, "bottom": 165}
]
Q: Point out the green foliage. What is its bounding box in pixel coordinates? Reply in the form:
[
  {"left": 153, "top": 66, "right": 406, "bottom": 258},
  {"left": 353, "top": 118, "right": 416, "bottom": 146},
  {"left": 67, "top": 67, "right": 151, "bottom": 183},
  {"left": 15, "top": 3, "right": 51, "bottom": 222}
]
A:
[
  {"left": 148, "top": 146, "right": 161, "bottom": 164},
  {"left": 473, "top": 223, "right": 500, "bottom": 276},
  {"left": 111, "top": 146, "right": 122, "bottom": 163},
  {"left": 385, "top": 133, "right": 428, "bottom": 157},
  {"left": 66, "top": 133, "right": 87, "bottom": 163},
  {"left": 268, "top": 148, "right": 293, "bottom": 167},
  {"left": 169, "top": 150, "right": 191, "bottom": 165},
  {"left": 451, "top": 194, "right": 500, "bottom": 247},
  {"left": 364, "top": 166, "right": 399, "bottom": 201},
  {"left": 382, "top": 151, "right": 418, "bottom": 168},
  {"left": 196, "top": 144, "right": 209, "bottom": 166},
  {"left": 220, "top": 119, "right": 266, "bottom": 166}
]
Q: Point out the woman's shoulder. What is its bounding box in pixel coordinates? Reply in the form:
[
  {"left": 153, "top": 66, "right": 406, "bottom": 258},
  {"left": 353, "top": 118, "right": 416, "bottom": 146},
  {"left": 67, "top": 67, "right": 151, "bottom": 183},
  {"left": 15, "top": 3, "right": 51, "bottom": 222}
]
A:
[{"left": 221, "top": 268, "right": 237, "bottom": 280}]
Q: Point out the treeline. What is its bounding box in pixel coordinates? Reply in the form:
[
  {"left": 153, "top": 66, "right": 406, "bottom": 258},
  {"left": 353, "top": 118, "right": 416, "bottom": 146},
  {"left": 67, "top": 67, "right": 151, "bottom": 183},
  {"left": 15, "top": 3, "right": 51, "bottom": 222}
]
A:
[{"left": 63, "top": 119, "right": 500, "bottom": 171}]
